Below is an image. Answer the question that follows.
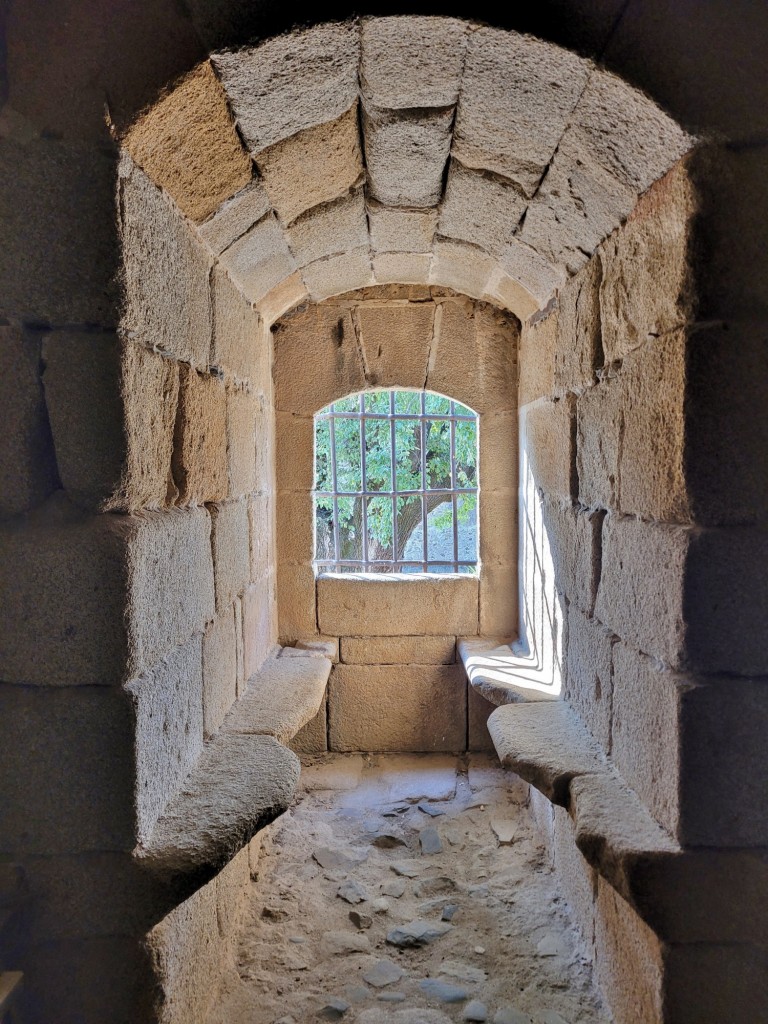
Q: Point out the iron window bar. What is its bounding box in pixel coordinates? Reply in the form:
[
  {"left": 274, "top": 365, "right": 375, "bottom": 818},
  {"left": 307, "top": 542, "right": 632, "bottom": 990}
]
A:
[{"left": 314, "top": 390, "right": 479, "bottom": 575}]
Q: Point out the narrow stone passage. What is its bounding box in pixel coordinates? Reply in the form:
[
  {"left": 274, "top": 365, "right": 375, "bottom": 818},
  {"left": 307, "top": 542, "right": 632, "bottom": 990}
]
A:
[{"left": 208, "top": 754, "right": 611, "bottom": 1024}]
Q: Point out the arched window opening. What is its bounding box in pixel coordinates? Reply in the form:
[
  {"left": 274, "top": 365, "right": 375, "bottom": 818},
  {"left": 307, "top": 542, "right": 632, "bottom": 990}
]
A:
[{"left": 314, "top": 390, "right": 479, "bottom": 574}]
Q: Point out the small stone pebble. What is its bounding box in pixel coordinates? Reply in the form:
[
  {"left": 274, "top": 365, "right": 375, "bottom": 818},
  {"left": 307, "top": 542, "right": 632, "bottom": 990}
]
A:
[
  {"left": 441, "top": 904, "right": 458, "bottom": 921},
  {"left": 319, "top": 996, "right": 350, "bottom": 1019},
  {"left": 372, "top": 831, "right": 407, "bottom": 848},
  {"left": 419, "top": 827, "right": 443, "bottom": 855},
  {"left": 378, "top": 991, "right": 407, "bottom": 1002},
  {"left": 386, "top": 919, "right": 452, "bottom": 948},
  {"left": 494, "top": 1009, "right": 534, "bottom": 1024},
  {"left": 344, "top": 985, "right": 371, "bottom": 1003},
  {"left": 349, "top": 909, "right": 373, "bottom": 930},
  {"left": 419, "top": 978, "right": 469, "bottom": 1003},
  {"left": 391, "top": 861, "right": 420, "bottom": 878},
  {"left": 362, "top": 959, "right": 405, "bottom": 988},
  {"left": 464, "top": 1000, "right": 488, "bottom": 1021},
  {"left": 261, "top": 906, "right": 288, "bottom": 921},
  {"left": 382, "top": 878, "right": 407, "bottom": 898},
  {"left": 337, "top": 879, "right": 368, "bottom": 905},
  {"left": 474, "top": 946, "right": 485, "bottom": 954},
  {"left": 414, "top": 875, "right": 456, "bottom": 898},
  {"left": 372, "top": 897, "right": 390, "bottom": 914},
  {"left": 418, "top": 801, "right": 446, "bottom": 817},
  {"left": 288, "top": 935, "right": 306, "bottom": 944}
]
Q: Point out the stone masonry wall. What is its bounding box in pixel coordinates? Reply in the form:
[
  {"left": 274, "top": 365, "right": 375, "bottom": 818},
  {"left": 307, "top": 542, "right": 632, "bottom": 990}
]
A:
[{"left": 273, "top": 287, "right": 519, "bottom": 755}]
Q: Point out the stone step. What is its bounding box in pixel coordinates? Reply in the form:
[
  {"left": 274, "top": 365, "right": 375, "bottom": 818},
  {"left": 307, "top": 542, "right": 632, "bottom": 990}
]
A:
[
  {"left": 223, "top": 652, "right": 332, "bottom": 744},
  {"left": 487, "top": 701, "right": 679, "bottom": 911},
  {"left": 458, "top": 637, "right": 561, "bottom": 706}
]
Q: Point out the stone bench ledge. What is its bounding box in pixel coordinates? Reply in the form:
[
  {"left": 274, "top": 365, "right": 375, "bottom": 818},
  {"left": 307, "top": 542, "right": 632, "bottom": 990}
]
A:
[
  {"left": 459, "top": 637, "right": 561, "bottom": 706},
  {"left": 487, "top": 701, "right": 680, "bottom": 915}
]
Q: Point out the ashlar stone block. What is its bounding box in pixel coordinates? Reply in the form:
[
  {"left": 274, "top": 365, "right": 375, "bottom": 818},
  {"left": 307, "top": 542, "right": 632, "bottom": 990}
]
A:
[
  {"left": 211, "top": 266, "right": 264, "bottom": 384},
  {"left": 454, "top": 28, "right": 591, "bottom": 195},
  {"left": 360, "top": 16, "right": 468, "bottom": 109},
  {"left": 217, "top": 213, "right": 296, "bottom": 304},
  {"left": 243, "top": 580, "right": 277, "bottom": 680},
  {"left": 555, "top": 254, "right": 603, "bottom": 393},
  {"left": 197, "top": 179, "right": 272, "bottom": 257},
  {"left": 172, "top": 365, "right": 228, "bottom": 505},
  {"left": 202, "top": 609, "right": 238, "bottom": 738},
  {"left": 363, "top": 103, "right": 453, "bottom": 208},
  {"left": 212, "top": 23, "right": 360, "bottom": 154},
  {"left": 368, "top": 203, "right": 438, "bottom": 254},
  {"left": 301, "top": 248, "right": 374, "bottom": 301},
  {"left": 329, "top": 664, "right": 467, "bottom": 752},
  {"left": 123, "top": 61, "right": 251, "bottom": 224},
  {"left": 286, "top": 189, "right": 368, "bottom": 268},
  {"left": 566, "top": 605, "right": 615, "bottom": 754},
  {"left": 518, "top": 308, "right": 557, "bottom": 407},
  {"left": 539, "top": 496, "right": 604, "bottom": 615},
  {"left": 499, "top": 237, "right": 565, "bottom": 308},
  {"left": 356, "top": 302, "right": 434, "bottom": 390},
  {"left": 120, "top": 157, "right": 212, "bottom": 367},
  {"left": 482, "top": 268, "right": 539, "bottom": 321},
  {"left": 430, "top": 239, "right": 495, "bottom": 301},
  {"left": 210, "top": 498, "right": 250, "bottom": 613},
  {"left": 439, "top": 161, "right": 527, "bottom": 258},
  {"left": 372, "top": 252, "right": 433, "bottom": 286},
  {"left": 225, "top": 386, "right": 258, "bottom": 496},
  {"left": 341, "top": 636, "right": 456, "bottom": 665},
  {"left": 521, "top": 396, "right": 577, "bottom": 501},
  {"left": 256, "top": 106, "right": 364, "bottom": 226}
]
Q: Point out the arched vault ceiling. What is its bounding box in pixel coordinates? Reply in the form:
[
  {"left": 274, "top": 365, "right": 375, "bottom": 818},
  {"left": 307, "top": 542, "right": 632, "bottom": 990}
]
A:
[{"left": 123, "top": 16, "right": 694, "bottom": 324}]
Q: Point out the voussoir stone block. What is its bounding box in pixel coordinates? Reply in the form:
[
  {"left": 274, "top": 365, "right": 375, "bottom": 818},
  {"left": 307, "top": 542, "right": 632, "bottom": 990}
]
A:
[
  {"left": 594, "top": 514, "right": 690, "bottom": 668},
  {"left": 499, "top": 237, "right": 565, "bottom": 308},
  {"left": 599, "top": 162, "right": 695, "bottom": 363},
  {"left": 116, "top": 342, "right": 179, "bottom": 511},
  {"left": 341, "top": 636, "right": 456, "bottom": 665},
  {"left": 212, "top": 23, "right": 360, "bottom": 154},
  {"left": 454, "top": 28, "right": 591, "bottom": 195},
  {"left": 554, "top": 254, "right": 602, "bottom": 393},
  {"left": 197, "top": 179, "right": 272, "bottom": 257},
  {"left": 522, "top": 396, "right": 577, "bottom": 501},
  {"left": 356, "top": 302, "right": 434, "bottom": 389},
  {"left": 210, "top": 498, "right": 250, "bottom": 613},
  {"left": 329, "top": 664, "right": 467, "bottom": 752},
  {"left": 172, "top": 365, "right": 228, "bottom": 506},
  {"left": 360, "top": 16, "right": 468, "bottom": 109},
  {"left": 301, "top": 248, "right": 374, "bottom": 302},
  {"left": 273, "top": 305, "right": 365, "bottom": 413},
  {"left": 203, "top": 609, "right": 238, "bottom": 738},
  {"left": 368, "top": 203, "right": 438, "bottom": 254},
  {"left": 123, "top": 61, "right": 251, "bottom": 224},
  {"left": 427, "top": 299, "right": 518, "bottom": 415},
  {"left": 430, "top": 239, "right": 495, "bottom": 301},
  {"left": 483, "top": 268, "right": 539, "bottom": 320},
  {"left": 373, "top": 252, "right": 433, "bottom": 286},
  {"left": 439, "top": 161, "right": 526, "bottom": 258},
  {"left": 363, "top": 103, "right": 453, "bottom": 208},
  {"left": 0, "top": 325, "right": 58, "bottom": 518},
  {"left": 286, "top": 189, "right": 368, "bottom": 268},
  {"left": 125, "top": 636, "right": 204, "bottom": 843},
  {"left": 42, "top": 331, "right": 124, "bottom": 512},
  {"left": 217, "top": 213, "right": 296, "bottom": 304},
  {"left": 120, "top": 157, "right": 212, "bottom": 368},
  {"left": 211, "top": 267, "right": 264, "bottom": 384},
  {"left": 317, "top": 574, "right": 479, "bottom": 636},
  {"left": 256, "top": 106, "right": 364, "bottom": 226}
]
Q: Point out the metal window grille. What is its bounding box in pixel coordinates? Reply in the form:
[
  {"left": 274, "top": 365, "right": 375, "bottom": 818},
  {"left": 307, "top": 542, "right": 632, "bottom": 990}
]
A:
[{"left": 313, "top": 390, "right": 479, "bottom": 574}]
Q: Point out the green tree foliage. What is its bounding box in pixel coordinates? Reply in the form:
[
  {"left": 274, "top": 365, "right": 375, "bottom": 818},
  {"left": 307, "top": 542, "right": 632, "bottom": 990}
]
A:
[{"left": 314, "top": 390, "right": 478, "bottom": 568}]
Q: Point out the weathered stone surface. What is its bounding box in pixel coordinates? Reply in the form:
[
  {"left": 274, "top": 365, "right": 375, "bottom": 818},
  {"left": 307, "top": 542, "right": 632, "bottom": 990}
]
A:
[
  {"left": 198, "top": 179, "right": 272, "bottom": 257},
  {"left": 555, "top": 256, "right": 602, "bottom": 392},
  {"left": 210, "top": 498, "right": 250, "bottom": 612},
  {"left": 211, "top": 267, "right": 264, "bottom": 384},
  {"left": 539, "top": 496, "right": 603, "bottom": 614},
  {"left": 569, "top": 68, "right": 693, "bottom": 195},
  {"left": 290, "top": 695, "right": 328, "bottom": 755},
  {"left": 565, "top": 605, "right": 614, "bottom": 753},
  {"left": 127, "top": 506, "right": 215, "bottom": 677},
  {"left": 427, "top": 300, "right": 518, "bottom": 415},
  {"left": 120, "top": 157, "right": 212, "bottom": 367},
  {"left": 117, "top": 342, "right": 179, "bottom": 510},
  {"left": 478, "top": 561, "right": 520, "bottom": 640},
  {"left": 0, "top": 682, "right": 135, "bottom": 854},
  {"left": 519, "top": 137, "right": 636, "bottom": 274},
  {"left": 499, "top": 237, "right": 565, "bottom": 308},
  {"left": 328, "top": 664, "right": 467, "bottom": 752},
  {"left": 248, "top": 492, "right": 273, "bottom": 583},
  {"left": 302, "top": 248, "right": 374, "bottom": 301},
  {"left": 488, "top": 701, "right": 606, "bottom": 805},
  {"left": 223, "top": 654, "right": 331, "bottom": 744},
  {"left": 594, "top": 515, "right": 689, "bottom": 668},
  {"left": 357, "top": 302, "right": 434, "bottom": 389},
  {"left": 225, "top": 386, "right": 258, "bottom": 496},
  {"left": 454, "top": 29, "right": 590, "bottom": 195},
  {"left": 277, "top": 563, "right": 318, "bottom": 639},
  {"left": 256, "top": 106, "right": 363, "bottom": 226},
  {"left": 368, "top": 203, "right": 438, "bottom": 254},
  {"left": 218, "top": 214, "right": 296, "bottom": 304},
  {"left": 363, "top": 103, "right": 453, "bottom": 208},
  {"left": 0, "top": 138, "right": 119, "bottom": 324},
  {"left": 518, "top": 309, "right": 557, "bottom": 406},
  {"left": 287, "top": 190, "right": 368, "bottom": 268},
  {"left": 440, "top": 162, "right": 526, "bottom": 258},
  {"left": 362, "top": 958, "right": 404, "bottom": 988},
  {"left": 212, "top": 23, "right": 360, "bottom": 153},
  {"left": 521, "top": 396, "right": 576, "bottom": 501},
  {"left": 360, "top": 16, "right": 467, "bottom": 108},
  {"left": 139, "top": 733, "right": 300, "bottom": 894},
  {"left": 482, "top": 269, "right": 539, "bottom": 321},
  {"left": 460, "top": 638, "right": 560, "bottom": 707},
  {"left": 42, "top": 331, "right": 124, "bottom": 511},
  {"left": 430, "top": 239, "right": 495, "bottom": 300},
  {"left": 173, "top": 365, "right": 228, "bottom": 505},
  {"left": 373, "top": 252, "right": 433, "bottom": 285},
  {"left": 202, "top": 609, "right": 238, "bottom": 737},
  {"left": 243, "top": 580, "right": 276, "bottom": 680},
  {"left": 276, "top": 488, "right": 313, "bottom": 564},
  {"left": 318, "top": 574, "right": 478, "bottom": 636},
  {"left": 126, "top": 636, "right": 204, "bottom": 842},
  {"left": 552, "top": 804, "right": 597, "bottom": 949},
  {"left": 0, "top": 326, "right": 58, "bottom": 518},
  {"left": 124, "top": 61, "right": 251, "bottom": 223},
  {"left": 256, "top": 271, "right": 310, "bottom": 326},
  {"left": 468, "top": 685, "right": 495, "bottom": 752},
  {"left": 273, "top": 305, "right": 365, "bottom": 414},
  {"left": 480, "top": 490, "right": 518, "bottom": 566},
  {"left": 275, "top": 413, "right": 314, "bottom": 490},
  {"left": 341, "top": 636, "right": 455, "bottom": 665},
  {"left": 386, "top": 918, "right": 452, "bottom": 947}
]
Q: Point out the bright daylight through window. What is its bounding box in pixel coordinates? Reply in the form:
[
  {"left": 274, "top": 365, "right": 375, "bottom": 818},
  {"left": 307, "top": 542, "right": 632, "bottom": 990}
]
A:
[{"left": 313, "top": 390, "right": 479, "bottom": 574}]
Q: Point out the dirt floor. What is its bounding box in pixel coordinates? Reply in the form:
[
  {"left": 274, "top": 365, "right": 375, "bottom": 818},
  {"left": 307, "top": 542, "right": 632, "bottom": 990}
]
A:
[{"left": 208, "top": 753, "right": 611, "bottom": 1024}]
